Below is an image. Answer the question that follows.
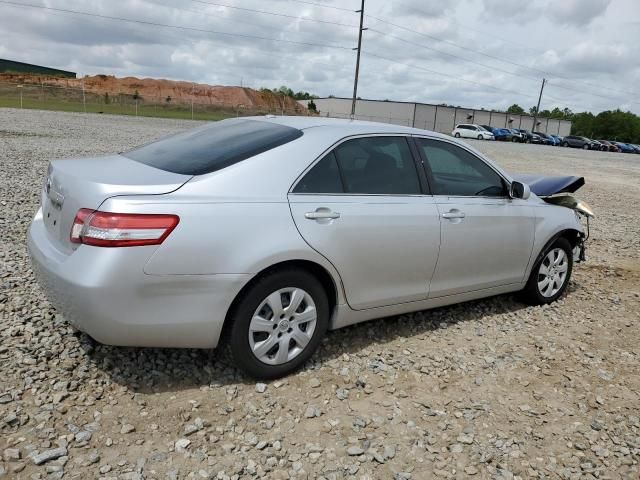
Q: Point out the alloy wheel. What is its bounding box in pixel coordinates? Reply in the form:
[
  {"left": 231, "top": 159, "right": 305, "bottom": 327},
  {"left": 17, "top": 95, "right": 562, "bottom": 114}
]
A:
[
  {"left": 248, "top": 288, "right": 317, "bottom": 365},
  {"left": 537, "top": 248, "right": 569, "bottom": 298}
]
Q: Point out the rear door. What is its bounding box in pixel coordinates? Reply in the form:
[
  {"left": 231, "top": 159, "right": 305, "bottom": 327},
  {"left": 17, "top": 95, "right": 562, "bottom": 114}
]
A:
[
  {"left": 288, "top": 135, "right": 441, "bottom": 310},
  {"left": 415, "top": 137, "right": 535, "bottom": 297}
]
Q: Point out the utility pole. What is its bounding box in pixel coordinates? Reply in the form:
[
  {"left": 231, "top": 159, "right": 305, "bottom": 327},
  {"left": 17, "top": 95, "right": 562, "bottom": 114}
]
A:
[
  {"left": 531, "top": 78, "right": 546, "bottom": 132},
  {"left": 191, "top": 83, "right": 195, "bottom": 120},
  {"left": 81, "top": 76, "right": 87, "bottom": 113},
  {"left": 351, "top": 0, "right": 366, "bottom": 118}
]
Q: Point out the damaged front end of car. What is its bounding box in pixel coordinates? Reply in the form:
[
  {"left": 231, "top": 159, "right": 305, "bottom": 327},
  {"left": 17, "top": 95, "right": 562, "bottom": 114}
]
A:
[{"left": 512, "top": 174, "right": 594, "bottom": 262}]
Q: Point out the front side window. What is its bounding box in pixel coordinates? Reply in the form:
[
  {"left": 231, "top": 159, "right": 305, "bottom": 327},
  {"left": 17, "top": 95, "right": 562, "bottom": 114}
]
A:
[
  {"left": 418, "top": 139, "right": 506, "bottom": 197},
  {"left": 333, "top": 137, "right": 421, "bottom": 195}
]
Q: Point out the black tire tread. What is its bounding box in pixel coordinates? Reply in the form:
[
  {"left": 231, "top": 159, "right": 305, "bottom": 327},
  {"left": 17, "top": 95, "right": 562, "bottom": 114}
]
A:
[
  {"left": 227, "top": 268, "right": 329, "bottom": 379},
  {"left": 520, "top": 237, "right": 573, "bottom": 305}
]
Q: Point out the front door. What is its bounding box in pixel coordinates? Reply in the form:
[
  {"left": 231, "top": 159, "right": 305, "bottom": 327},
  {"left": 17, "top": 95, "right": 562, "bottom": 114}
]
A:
[
  {"left": 415, "top": 137, "right": 536, "bottom": 297},
  {"left": 288, "top": 136, "right": 441, "bottom": 310}
]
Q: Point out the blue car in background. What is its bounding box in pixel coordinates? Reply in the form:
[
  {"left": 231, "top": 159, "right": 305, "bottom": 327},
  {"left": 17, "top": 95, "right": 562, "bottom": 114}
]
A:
[
  {"left": 615, "top": 142, "right": 635, "bottom": 153},
  {"left": 548, "top": 135, "right": 562, "bottom": 146},
  {"left": 480, "top": 125, "right": 514, "bottom": 142}
]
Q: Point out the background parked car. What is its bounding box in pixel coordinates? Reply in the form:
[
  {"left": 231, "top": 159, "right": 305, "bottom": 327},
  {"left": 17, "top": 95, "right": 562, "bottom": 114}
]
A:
[
  {"left": 597, "top": 140, "right": 619, "bottom": 152},
  {"left": 629, "top": 144, "right": 640, "bottom": 154},
  {"left": 480, "top": 125, "right": 514, "bottom": 142},
  {"left": 452, "top": 124, "right": 494, "bottom": 140},
  {"left": 514, "top": 129, "right": 542, "bottom": 144},
  {"left": 533, "top": 132, "right": 554, "bottom": 145},
  {"left": 509, "top": 129, "right": 526, "bottom": 143},
  {"left": 588, "top": 140, "right": 607, "bottom": 151},
  {"left": 614, "top": 142, "right": 635, "bottom": 153},
  {"left": 562, "top": 135, "right": 592, "bottom": 149},
  {"left": 549, "top": 135, "right": 563, "bottom": 146}
]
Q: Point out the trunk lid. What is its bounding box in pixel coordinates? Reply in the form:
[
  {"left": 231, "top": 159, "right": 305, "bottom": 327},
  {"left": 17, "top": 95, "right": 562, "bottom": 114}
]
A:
[{"left": 42, "top": 154, "right": 191, "bottom": 252}]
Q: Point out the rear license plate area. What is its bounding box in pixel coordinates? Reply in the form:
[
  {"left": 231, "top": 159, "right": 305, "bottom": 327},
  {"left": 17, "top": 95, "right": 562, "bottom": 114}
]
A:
[{"left": 43, "top": 196, "right": 63, "bottom": 237}]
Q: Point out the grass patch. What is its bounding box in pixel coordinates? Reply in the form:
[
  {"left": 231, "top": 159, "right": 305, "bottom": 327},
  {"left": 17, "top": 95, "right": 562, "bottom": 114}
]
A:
[{"left": 0, "top": 96, "right": 256, "bottom": 121}]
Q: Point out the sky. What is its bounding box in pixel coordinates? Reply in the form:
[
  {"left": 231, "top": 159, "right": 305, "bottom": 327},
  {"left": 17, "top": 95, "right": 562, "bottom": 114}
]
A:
[{"left": 0, "top": 0, "right": 638, "bottom": 114}]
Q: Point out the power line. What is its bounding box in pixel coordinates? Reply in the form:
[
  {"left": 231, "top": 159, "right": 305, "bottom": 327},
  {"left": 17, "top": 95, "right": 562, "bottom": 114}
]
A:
[
  {"left": 274, "top": 0, "right": 357, "bottom": 13},
  {"left": 386, "top": 0, "right": 544, "bottom": 54},
  {"left": 0, "top": 0, "right": 352, "bottom": 50},
  {"left": 362, "top": 52, "right": 602, "bottom": 115},
  {"left": 366, "top": 23, "right": 637, "bottom": 107},
  {"left": 191, "top": 0, "right": 358, "bottom": 28},
  {"left": 371, "top": 4, "right": 639, "bottom": 100},
  {"left": 544, "top": 80, "right": 635, "bottom": 105},
  {"left": 362, "top": 51, "right": 540, "bottom": 102},
  {"left": 367, "top": 28, "right": 541, "bottom": 84},
  {"left": 147, "top": 0, "right": 346, "bottom": 44}
]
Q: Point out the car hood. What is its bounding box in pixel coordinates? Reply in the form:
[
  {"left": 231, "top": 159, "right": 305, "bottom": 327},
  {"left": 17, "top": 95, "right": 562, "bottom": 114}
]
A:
[{"left": 512, "top": 174, "right": 585, "bottom": 197}]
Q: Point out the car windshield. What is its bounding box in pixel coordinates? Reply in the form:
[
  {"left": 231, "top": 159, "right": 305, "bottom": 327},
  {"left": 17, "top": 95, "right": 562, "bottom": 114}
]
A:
[{"left": 124, "top": 118, "right": 303, "bottom": 175}]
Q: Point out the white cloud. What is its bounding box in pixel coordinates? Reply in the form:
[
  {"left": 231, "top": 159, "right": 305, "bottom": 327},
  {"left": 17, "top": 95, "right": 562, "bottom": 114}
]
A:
[
  {"left": 0, "top": 0, "right": 637, "bottom": 113},
  {"left": 548, "top": 0, "right": 612, "bottom": 26}
]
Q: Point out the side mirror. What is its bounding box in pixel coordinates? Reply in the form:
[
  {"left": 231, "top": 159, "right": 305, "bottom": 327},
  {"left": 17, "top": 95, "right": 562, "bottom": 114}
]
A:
[{"left": 510, "top": 181, "right": 530, "bottom": 200}]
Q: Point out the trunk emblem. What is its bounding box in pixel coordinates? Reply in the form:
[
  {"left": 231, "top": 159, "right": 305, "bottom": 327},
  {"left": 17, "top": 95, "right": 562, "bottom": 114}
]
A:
[{"left": 45, "top": 177, "right": 65, "bottom": 209}]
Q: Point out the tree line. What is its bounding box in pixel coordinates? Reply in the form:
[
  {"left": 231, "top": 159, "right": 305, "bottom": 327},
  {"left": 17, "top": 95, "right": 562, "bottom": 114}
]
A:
[{"left": 507, "top": 104, "right": 640, "bottom": 143}]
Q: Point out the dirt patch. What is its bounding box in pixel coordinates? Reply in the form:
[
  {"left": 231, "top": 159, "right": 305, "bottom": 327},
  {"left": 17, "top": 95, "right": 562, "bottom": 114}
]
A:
[{"left": 0, "top": 73, "right": 307, "bottom": 113}]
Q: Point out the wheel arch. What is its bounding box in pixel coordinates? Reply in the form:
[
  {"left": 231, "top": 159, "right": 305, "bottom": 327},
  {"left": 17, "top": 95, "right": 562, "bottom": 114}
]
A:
[
  {"left": 527, "top": 228, "right": 582, "bottom": 280},
  {"left": 221, "top": 259, "right": 341, "bottom": 340}
]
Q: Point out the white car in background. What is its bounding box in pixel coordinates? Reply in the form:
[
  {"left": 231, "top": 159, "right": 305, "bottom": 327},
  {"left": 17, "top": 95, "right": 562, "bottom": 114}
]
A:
[{"left": 452, "top": 124, "right": 495, "bottom": 140}]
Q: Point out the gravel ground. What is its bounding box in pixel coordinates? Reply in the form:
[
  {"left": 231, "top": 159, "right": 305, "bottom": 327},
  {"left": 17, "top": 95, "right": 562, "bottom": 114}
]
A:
[{"left": 1, "top": 109, "right": 639, "bottom": 480}]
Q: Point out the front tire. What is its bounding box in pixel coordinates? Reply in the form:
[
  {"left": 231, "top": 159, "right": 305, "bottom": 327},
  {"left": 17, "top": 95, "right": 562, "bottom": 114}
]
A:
[
  {"left": 228, "top": 269, "right": 329, "bottom": 379},
  {"left": 477, "top": 134, "right": 483, "bottom": 140},
  {"left": 521, "top": 238, "right": 573, "bottom": 305}
]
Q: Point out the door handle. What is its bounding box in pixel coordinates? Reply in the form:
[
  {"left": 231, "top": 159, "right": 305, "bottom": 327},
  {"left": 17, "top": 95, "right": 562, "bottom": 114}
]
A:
[
  {"left": 305, "top": 209, "right": 341, "bottom": 220},
  {"left": 442, "top": 210, "right": 466, "bottom": 219}
]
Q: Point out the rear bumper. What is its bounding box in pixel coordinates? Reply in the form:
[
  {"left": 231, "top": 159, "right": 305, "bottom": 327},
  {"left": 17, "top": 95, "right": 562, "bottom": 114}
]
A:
[{"left": 27, "top": 209, "right": 250, "bottom": 348}]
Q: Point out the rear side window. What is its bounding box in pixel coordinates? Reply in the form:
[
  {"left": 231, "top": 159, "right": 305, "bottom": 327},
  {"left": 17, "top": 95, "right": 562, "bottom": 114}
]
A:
[
  {"left": 334, "top": 137, "right": 420, "bottom": 195},
  {"left": 293, "top": 152, "right": 343, "bottom": 194},
  {"left": 293, "top": 136, "right": 421, "bottom": 195},
  {"left": 123, "top": 119, "right": 303, "bottom": 175}
]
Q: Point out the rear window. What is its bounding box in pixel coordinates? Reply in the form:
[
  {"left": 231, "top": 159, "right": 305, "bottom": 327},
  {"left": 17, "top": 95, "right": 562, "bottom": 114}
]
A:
[{"left": 123, "top": 119, "right": 303, "bottom": 175}]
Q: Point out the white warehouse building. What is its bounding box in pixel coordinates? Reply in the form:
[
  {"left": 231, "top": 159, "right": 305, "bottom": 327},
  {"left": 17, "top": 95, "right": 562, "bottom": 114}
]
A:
[{"left": 302, "top": 97, "right": 572, "bottom": 137}]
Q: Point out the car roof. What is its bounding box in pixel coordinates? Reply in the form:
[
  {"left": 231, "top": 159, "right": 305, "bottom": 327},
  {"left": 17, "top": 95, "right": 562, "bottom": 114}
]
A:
[{"left": 246, "top": 115, "right": 453, "bottom": 140}]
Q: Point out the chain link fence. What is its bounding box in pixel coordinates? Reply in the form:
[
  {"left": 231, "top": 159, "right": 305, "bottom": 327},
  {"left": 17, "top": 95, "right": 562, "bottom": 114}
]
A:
[{"left": 0, "top": 81, "right": 310, "bottom": 121}]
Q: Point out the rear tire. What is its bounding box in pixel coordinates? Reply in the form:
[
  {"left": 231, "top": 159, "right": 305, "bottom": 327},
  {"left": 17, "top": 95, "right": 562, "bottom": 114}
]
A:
[
  {"left": 520, "top": 238, "right": 573, "bottom": 305},
  {"left": 227, "top": 268, "right": 329, "bottom": 379},
  {"left": 454, "top": 132, "right": 461, "bottom": 138}
]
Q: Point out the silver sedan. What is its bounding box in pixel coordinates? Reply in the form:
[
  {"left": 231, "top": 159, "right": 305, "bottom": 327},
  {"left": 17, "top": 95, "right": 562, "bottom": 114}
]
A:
[{"left": 28, "top": 117, "right": 591, "bottom": 378}]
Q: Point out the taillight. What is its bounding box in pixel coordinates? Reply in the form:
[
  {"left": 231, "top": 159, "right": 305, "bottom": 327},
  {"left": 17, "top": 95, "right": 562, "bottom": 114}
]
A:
[{"left": 70, "top": 210, "right": 179, "bottom": 247}]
